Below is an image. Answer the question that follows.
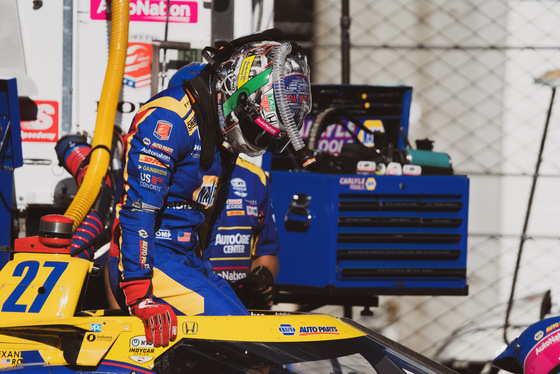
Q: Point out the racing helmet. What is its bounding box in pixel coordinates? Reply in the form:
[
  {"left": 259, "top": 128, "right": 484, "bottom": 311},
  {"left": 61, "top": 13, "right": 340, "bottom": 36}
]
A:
[
  {"left": 168, "top": 62, "right": 206, "bottom": 88},
  {"left": 493, "top": 316, "right": 560, "bottom": 374},
  {"left": 213, "top": 40, "right": 311, "bottom": 156}
]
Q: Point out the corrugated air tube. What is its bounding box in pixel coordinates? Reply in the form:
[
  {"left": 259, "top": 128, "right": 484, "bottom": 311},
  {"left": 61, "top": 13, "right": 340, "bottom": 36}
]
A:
[{"left": 64, "top": 0, "right": 130, "bottom": 231}]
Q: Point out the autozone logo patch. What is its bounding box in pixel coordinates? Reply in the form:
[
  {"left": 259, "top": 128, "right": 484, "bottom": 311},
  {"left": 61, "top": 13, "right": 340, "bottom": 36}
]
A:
[{"left": 154, "top": 120, "right": 172, "bottom": 140}]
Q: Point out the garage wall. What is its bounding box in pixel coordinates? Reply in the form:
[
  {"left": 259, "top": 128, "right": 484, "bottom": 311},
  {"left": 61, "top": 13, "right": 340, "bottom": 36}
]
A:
[{"left": 305, "top": 0, "right": 560, "bottom": 361}]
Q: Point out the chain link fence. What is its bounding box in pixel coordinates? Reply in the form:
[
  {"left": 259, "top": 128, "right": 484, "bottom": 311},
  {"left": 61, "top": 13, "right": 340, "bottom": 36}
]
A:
[{"left": 287, "top": 0, "right": 560, "bottom": 369}]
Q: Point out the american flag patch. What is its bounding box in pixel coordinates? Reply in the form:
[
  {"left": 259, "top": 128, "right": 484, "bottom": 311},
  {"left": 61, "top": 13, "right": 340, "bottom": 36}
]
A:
[{"left": 178, "top": 231, "right": 191, "bottom": 242}]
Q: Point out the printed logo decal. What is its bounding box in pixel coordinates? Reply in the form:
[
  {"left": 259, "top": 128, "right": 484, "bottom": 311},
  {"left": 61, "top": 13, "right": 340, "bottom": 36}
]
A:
[
  {"left": 124, "top": 42, "right": 152, "bottom": 89},
  {"left": 154, "top": 120, "right": 172, "bottom": 140},
  {"left": 0, "top": 351, "right": 22, "bottom": 366},
  {"left": 279, "top": 324, "right": 296, "bottom": 336},
  {"left": 20, "top": 100, "right": 59, "bottom": 142},
  {"left": 299, "top": 326, "right": 339, "bottom": 336},
  {"left": 231, "top": 177, "right": 247, "bottom": 198},
  {"left": 91, "top": 323, "right": 102, "bottom": 332},
  {"left": 182, "top": 322, "right": 199, "bottom": 334},
  {"left": 129, "top": 335, "right": 154, "bottom": 364},
  {"left": 193, "top": 175, "right": 219, "bottom": 207},
  {"left": 91, "top": 0, "right": 199, "bottom": 24},
  {"left": 139, "top": 154, "right": 166, "bottom": 167},
  {"left": 155, "top": 229, "right": 172, "bottom": 240},
  {"left": 238, "top": 55, "right": 256, "bottom": 88},
  {"left": 246, "top": 205, "right": 258, "bottom": 216}
]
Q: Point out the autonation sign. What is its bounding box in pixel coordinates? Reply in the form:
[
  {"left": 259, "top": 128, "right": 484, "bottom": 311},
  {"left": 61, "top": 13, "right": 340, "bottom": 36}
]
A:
[{"left": 91, "top": 0, "right": 198, "bottom": 23}]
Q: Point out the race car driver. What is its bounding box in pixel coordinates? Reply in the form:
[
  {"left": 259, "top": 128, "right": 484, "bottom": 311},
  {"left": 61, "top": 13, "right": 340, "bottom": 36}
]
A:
[
  {"left": 107, "top": 29, "right": 312, "bottom": 347},
  {"left": 168, "top": 63, "right": 280, "bottom": 311},
  {"left": 206, "top": 157, "right": 280, "bottom": 310}
]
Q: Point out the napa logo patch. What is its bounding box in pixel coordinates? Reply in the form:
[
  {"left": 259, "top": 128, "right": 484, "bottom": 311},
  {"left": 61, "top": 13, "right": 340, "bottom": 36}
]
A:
[
  {"left": 279, "top": 324, "right": 296, "bottom": 336},
  {"left": 535, "top": 330, "right": 544, "bottom": 340}
]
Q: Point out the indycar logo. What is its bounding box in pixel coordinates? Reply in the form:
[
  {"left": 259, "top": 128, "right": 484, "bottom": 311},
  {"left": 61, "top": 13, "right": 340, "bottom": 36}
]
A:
[
  {"left": 231, "top": 178, "right": 247, "bottom": 197},
  {"left": 182, "top": 322, "right": 199, "bottom": 335},
  {"left": 129, "top": 336, "right": 154, "bottom": 363}
]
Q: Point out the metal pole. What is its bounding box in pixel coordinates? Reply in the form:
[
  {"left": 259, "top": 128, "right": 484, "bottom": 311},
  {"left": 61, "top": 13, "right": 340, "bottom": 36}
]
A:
[
  {"left": 503, "top": 87, "right": 556, "bottom": 344},
  {"left": 340, "top": 0, "right": 350, "bottom": 84},
  {"left": 61, "top": 0, "right": 73, "bottom": 134}
]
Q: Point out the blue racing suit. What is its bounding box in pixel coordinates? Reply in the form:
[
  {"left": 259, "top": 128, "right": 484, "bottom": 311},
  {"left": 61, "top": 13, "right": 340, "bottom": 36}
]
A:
[
  {"left": 206, "top": 157, "right": 280, "bottom": 282},
  {"left": 108, "top": 84, "right": 248, "bottom": 316}
]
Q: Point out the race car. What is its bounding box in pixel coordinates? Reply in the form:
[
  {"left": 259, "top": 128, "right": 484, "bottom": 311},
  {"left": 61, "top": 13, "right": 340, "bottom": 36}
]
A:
[{"left": 0, "top": 215, "right": 457, "bottom": 374}]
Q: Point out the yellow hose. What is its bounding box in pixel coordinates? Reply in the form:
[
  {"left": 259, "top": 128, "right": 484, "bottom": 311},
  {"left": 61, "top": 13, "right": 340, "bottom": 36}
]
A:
[{"left": 64, "top": 0, "right": 130, "bottom": 231}]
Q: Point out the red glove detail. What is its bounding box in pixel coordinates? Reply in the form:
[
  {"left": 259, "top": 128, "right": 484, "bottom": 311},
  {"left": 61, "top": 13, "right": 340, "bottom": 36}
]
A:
[
  {"left": 121, "top": 278, "right": 153, "bottom": 306},
  {"left": 130, "top": 299, "right": 178, "bottom": 347}
]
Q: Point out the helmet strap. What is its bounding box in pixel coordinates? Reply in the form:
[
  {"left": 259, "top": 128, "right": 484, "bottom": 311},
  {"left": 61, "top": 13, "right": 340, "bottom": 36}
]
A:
[{"left": 183, "top": 66, "right": 223, "bottom": 171}]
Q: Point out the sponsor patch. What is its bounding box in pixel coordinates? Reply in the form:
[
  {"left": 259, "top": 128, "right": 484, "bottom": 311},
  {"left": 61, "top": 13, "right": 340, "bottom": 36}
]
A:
[
  {"left": 279, "top": 324, "right": 296, "bottom": 336},
  {"left": 299, "top": 326, "right": 339, "bottom": 335},
  {"left": 154, "top": 120, "right": 172, "bottom": 140},
  {"left": 238, "top": 55, "right": 256, "bottom": 87},
  {"left": 91, "top": 323, "right": 102, "bottom": 332},
  {"left": 138, "top": 229, "right": 148, "bottom": 238},
  {"left": 155, "top": 229, "right": 172, "bottom": 240},
  {"left": 231, "top": 177, "right": 247, "bottom": 197},
  {"left": 129, "top": 336, "right": 154, "bottom": 364},
  {"left": 193, "top": 175, "right": 218, "bottom": 207},
  {"left": 261, "top": 94, "right": 276, "bottom": 112},
  {"left": 182, "top": 322, "right": 199, "bottom": 335},
  {"left": 214, "top": 269, "right": 249, "bottom": 282},
  {"left": 246, "top": 205, "right": 258, "bottom": 216},
  {"left": 141, "top": 165, "right": 168, "bottom": 176},
  {"left": 186, "top": 117, "right": 197, "bottom": 136},
  {"left": 139, "top": 155, "right": 165, "bottom": 168},
  {"left": 151, "top": 141, "right": 174, "bottom": 155},
  {"left": 227, "top": 210, "right": 245, "bottom": 216}
]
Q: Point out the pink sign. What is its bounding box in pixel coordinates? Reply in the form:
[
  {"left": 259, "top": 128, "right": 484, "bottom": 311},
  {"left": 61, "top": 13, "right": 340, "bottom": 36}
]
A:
[
  {"left": 20, "top": 101, "right": 59, "bottom": 143},
  {"left": 91, "top": 0, "right": 198, "bottom": 23}
]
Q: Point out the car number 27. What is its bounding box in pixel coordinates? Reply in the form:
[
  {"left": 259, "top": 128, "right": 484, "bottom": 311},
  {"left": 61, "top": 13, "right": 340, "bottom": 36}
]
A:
[{"left": 1, "top": 260, "right": 68, "bottom": 313}]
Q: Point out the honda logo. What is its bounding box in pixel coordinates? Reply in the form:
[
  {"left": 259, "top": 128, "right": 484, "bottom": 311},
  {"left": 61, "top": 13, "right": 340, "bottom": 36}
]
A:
[{"left": 182, "top": 322, "right": 198, "bottom": 335}]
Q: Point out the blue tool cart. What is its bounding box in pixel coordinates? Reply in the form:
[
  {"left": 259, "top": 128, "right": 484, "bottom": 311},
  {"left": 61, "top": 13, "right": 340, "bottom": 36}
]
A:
[
  {"left": 0, "top": 79, "right": 24, "bottom": 261},
  {"left": 267, "top": 84, "right": 469, "bottom": 309},
  {"left": 271, "top": 172, "right": 469, "bottom": 296}
]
